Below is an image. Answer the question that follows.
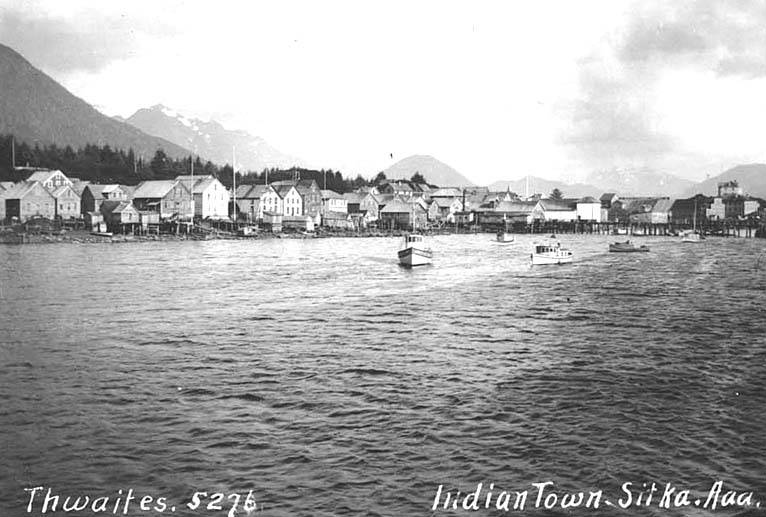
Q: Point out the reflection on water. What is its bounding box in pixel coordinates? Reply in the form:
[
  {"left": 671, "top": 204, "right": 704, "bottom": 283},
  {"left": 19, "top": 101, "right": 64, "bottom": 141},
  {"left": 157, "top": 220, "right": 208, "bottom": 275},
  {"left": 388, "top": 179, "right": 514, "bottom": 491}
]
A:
[{"left": 1, "top": 234, "right": 765, "bottom": 516}]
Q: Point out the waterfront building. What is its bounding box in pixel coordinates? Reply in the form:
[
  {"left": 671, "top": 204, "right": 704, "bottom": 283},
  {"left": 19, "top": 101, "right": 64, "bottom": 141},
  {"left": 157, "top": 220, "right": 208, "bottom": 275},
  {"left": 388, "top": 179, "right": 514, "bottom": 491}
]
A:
[
  {"left": 600, "top": 193, "right": 619, "bottom": 209},
  {"left": 576, "top": 196, "right": 603, "bottom": 222},
  {"left": 51, "top": 184, "right": 81, "bottom": 219},
  {"left": 670, "top": 195, "right": 712, "bottom": 225},
  {"left": 718, "top": 180, "right": 743, "bottom": 198},
  {"left": 131, "top": 180, "right": 193, "bottom": 220},
  {"left": 322, "top": 211, "right": 354, "bottom": 229},
  {"left": 295, "top": 179, "right": 322, "bottom": 222},
  {"left": 428, "top": 197, "right": 463, "bottom": 223},
  {"left": 235, "top": 184, "right": 282, "bottom": 222},
  {"left": 320, "top": 189, "right": 348, "bottom": 215},
  {"left": 81, "top": 184, "right": 128, "bottom": 214},
  {"left": 342, "top": 192, "right": 364, "bottom": 214},
  {"left": 271, "top": 182, "right": 303, "bottom": 217},
  {"left": 2, "top": 181, "right": 56, "bottom": 221},
  {"left": 101, "top": 200, "right": 140, "bottom": 232},
  {"left": 539, "top": 199, "right": 578, "bottom": 222},
  {"left": 707, "top": 197, "right": 726, "bottom": 221},
  {"left": 379, "top": 198, "right": 428, "bottom": 229},
  {"left": 176, "top": 175, "right": 230, "bottom": 219}
]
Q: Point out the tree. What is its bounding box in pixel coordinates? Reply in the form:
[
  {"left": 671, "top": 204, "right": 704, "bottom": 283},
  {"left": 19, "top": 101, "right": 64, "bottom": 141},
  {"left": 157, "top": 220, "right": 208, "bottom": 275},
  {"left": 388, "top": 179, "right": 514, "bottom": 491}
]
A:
[
  {"left": 550, "top": 188, "right": 563, "bottom": 200},
  {"left": 373, "top": 171, "right": 387, "bottom": 184},
  {"left": 411, "top": 171, "right": 426, "bottom": 184}
]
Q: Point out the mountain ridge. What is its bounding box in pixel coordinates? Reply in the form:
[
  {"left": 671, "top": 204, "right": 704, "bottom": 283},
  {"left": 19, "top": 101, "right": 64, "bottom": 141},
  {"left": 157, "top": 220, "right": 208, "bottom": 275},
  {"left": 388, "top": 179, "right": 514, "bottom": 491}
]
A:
[
  {"left": 382, "top": 155, "right": 474, "bottom": 186},
  {"left": 126, "top": 105, "right": 306, "bottom": 172},
  {"left": 0, "top": 42, "right": 190, "bottom": 160}
]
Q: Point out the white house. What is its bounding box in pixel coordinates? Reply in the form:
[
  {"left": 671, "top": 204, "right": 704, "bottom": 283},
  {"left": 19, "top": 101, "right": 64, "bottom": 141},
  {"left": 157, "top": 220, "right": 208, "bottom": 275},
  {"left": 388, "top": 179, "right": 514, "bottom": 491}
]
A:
[
  {"left": 235, "top": 184, "right": 282, "bottom": 221},
  {"left": 177, "top": 175, "right": 230, "bottom": 219},
  {"left": 320, "top": 189, "right": 348, "bottom": 214},
  {"left": 273, "top": 183, "right": 303, "bottom": 217},
  {"left": 576, "top": 196, "right": 603, "bottom": 222},
  {"left": 24, "top": 169, "right": 72, "bottom": 190},
  {"left": 540, "top": 199, "right": 578, "bottom": 221}
]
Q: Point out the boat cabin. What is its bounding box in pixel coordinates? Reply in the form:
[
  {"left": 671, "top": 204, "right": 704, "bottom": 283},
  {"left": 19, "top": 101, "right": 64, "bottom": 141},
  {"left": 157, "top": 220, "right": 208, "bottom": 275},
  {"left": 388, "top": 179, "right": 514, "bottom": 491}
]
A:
[{"left": 404, "top": 234, "right": 424, "bottom": 245}]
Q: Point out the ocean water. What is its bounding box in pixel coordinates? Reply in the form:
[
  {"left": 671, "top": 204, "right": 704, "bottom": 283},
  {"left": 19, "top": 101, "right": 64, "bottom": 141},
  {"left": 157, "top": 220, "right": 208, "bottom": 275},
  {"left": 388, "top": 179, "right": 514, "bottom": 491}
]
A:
[{"left": 1, "top": 234, "right": 765, "bottom": 516}]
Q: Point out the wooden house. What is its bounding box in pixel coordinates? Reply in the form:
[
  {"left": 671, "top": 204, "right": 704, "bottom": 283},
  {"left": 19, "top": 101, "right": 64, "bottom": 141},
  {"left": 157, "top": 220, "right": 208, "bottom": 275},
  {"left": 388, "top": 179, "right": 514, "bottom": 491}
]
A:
[
  {"left": 176, "top": 175, "right": 230, "bottom": 219},
  {"left": 2, "top": 181, "right": 56, "bottom": 221},
  {"left": 271, "top": 182, "right": 303, "bottom": 217},
  {"left": 101, "top": 200, "right": 140, "bottom": 232},
  {"left": 51, "top": 185, "right": 81, "bottom": 219},
  {"left": 131, "top": 180, "right": 193, "bottom": 220},
  {"left": 379, "top": 199, "right": 428, "bottom": 229},
  {"left": 81, "top": 184, "right": 128, "bottom": 214},
  {"left": 24, "top": 169, "right": 72, "bottom": 190}
]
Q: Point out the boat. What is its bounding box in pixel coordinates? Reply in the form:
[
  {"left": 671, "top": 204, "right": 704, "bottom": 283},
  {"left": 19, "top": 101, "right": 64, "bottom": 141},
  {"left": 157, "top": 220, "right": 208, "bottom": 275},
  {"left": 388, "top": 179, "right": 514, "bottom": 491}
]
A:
[
  {"left": 398, "top": 234, "right": 432, "bottom": 267},
  {"left": 609, "top": 240, "right": 649, "bottom": 253},
  {"left": 680, "top": 230, "right": 705, "bottom": 243},
  {"left": 531, "top": 237, "right": 573, "bottom": 265},
  {"left": 90, "top": 231, "right": 113, "bottom": 237},
  {"left": 495, "top": 231, "right": 515, "bottom": 244},
  {"left": 681, "top": 198, "right": 705, "bottom": 243}
]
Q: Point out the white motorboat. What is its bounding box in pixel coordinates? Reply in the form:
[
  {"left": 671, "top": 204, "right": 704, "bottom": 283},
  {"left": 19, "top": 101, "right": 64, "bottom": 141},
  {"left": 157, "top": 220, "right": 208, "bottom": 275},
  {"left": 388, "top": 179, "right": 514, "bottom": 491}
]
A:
[
  {"left": 531, "top": 238, "right": 573, "bottom": 265},
  {"left": 398, "top": 234, "right": 433, "bottom": 267},
  {"left": 495, "top": 231, "right": 515, "bottom": 244}
]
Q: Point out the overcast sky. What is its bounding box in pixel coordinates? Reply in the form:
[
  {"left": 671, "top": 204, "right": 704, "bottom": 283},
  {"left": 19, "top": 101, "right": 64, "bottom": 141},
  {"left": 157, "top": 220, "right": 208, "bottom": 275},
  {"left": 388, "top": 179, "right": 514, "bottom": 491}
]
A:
[{"left": 1, "top": 0, "right": 765, "bottom": 184}]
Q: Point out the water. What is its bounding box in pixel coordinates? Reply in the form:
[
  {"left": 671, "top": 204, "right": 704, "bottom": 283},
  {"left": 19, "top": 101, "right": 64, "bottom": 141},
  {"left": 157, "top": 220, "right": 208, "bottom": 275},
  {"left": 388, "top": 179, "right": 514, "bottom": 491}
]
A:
[{"left": 1, "top": 234, "right": 765, "bottom": 516}]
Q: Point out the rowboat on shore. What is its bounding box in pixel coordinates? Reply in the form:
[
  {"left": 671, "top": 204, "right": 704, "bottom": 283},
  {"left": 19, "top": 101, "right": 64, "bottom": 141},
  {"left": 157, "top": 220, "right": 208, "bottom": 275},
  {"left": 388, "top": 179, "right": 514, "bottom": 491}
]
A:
[
  {"left": 609, "top": 240, "right": 649, "bottom": 253},
  {"left": 398, "top": 234, "right": 432, "bottom": 267}
]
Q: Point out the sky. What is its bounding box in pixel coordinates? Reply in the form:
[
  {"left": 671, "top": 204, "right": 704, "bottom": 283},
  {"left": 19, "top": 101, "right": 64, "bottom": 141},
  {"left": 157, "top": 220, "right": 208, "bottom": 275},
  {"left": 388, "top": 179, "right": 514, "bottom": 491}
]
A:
[{"left": 1, "top": 0, "right": 765, "bottom": 184}]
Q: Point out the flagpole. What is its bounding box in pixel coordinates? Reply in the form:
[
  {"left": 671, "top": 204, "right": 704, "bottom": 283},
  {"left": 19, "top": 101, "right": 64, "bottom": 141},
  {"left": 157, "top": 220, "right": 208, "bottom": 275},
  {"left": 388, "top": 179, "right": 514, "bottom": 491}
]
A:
[{"left": 232, "top": 146, "right": 236, "bottom": 226}]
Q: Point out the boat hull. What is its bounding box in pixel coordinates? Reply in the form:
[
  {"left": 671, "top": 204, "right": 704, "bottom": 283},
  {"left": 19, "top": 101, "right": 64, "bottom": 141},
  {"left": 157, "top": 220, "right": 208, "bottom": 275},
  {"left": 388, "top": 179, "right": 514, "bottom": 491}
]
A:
[
  {"left": 495, "top": 233, "right": 515, "bottom": 243},
  {"left": 531, "top": 252, "right": 573, "bottom": 265},
  {"left": 609, "top": 244, "right": 649, "bottom": 252},
  {"left": 398, "top": 246, "right": 433, "bottom": 267}
]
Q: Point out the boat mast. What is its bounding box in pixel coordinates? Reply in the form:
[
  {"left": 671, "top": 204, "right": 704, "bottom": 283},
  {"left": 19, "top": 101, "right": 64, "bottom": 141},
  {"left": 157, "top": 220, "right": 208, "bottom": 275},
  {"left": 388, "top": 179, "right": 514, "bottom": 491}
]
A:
[
  {"left": 190, "top": 152, "right": 194, "bottom": 222},
  {"left": 232, "top": 146, "right": 236, "bottom": 225},
  {"left": 11, "top": 135, "right": 15, "bottom": 169}
]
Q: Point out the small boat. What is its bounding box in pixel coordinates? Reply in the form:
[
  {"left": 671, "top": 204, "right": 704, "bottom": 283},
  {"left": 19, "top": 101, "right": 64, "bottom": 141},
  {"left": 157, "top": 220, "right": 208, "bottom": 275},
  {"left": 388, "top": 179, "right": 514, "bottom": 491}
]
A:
[
  {"left": 495, "top": 231, "right": 515, "bottom": 244},
  {"left": 531, "top": 238, "right": 573, "bottom": 265},
  {"left": 609, "top": 240, "right": 649, "bottom": 253},
  {"left": 681, "top": 230, "right": 704, "bottom": 243},
  {"left": 398, "top": 234, "right": 432, "bottom": 267},
  {"left": 90, "top": 231, "right": 113, "bottom": 237}
]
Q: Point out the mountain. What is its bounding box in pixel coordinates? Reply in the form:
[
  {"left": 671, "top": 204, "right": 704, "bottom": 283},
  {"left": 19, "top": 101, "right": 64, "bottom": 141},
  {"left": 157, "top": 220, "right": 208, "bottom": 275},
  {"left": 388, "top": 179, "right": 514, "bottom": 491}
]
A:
[
  {"left": 683, "top": 164, "right": 766, "bottom": 198},
  {"left": 126, "top": 105, "right": 305, "bottom": 172},
  {"left": 585, "top": 168, "right": 695, "bottom": 197},
  {"left": 382, "top": 155, "right": 474, "bottom": 186},
  {"left": 487, "top": 177, "right": 602, "bottom": 198},
  {"left": 0, "top": 43, "right": 189, "bottom": 160}
]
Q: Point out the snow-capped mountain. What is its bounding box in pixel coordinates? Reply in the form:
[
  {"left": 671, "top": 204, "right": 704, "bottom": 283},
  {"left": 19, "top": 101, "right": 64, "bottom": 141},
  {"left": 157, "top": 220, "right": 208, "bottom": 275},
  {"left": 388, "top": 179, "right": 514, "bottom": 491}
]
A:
[{"left": 126, "top": 105, "right": 306, "bottom": 171}]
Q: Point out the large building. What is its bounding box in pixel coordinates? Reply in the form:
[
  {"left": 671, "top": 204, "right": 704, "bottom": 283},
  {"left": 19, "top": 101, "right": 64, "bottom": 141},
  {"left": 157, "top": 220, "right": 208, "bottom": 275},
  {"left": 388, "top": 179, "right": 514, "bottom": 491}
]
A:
[{"left": 177, "top": 175, "right": 230, "bottom": 219}]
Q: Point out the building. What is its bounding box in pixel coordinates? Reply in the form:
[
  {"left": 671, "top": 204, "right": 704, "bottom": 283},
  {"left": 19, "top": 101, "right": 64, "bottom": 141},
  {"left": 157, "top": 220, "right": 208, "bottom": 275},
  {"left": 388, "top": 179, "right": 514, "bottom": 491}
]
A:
[
  {"left": 81, "top": 184, "right": 128, "bottom": 214},
  {"left": 379, "top": 199, "right": 428, "bottom": 229},
  {"left": 294, "top": 179, "right": 322, "bottom": 221},
  {"left": 343, "top": 192, "right": 364, "bottom": 214},
  {"left": 600, "top": 193, "right": 619, "bottom": 209},
  {"left": 477, "top": 200, "right": 543, "bottom": 225},
  {"left": 51, "top": 184, "right": 81, "bottom": 219},
  {"left": 283, "top": 215, "right": 315, "bottom": 232},
  {"left": 320, "top": 189, "right": 348, "bottom": 215},
  {"left": 670, "top": 195, "right": 711, "bottom": 225},
  {"left": 322, "top": 211, "right": 353, "bottom": 229},
  {"left": 707, "top": 197, "right": 726, "bottom": 221},
  {"left": 101, "top": 200, "right": 141, "bottom": 232},
  {"left": 359, "top": 192, "right": 383, "bottom": 223},
  {"left": 428, "top": 197, "right": 463, "bottom": 223},
  {"left": 718, "top": 180, "right": 743, "bottom": 198},
  {"left": 177, "top": 175, "right": 230, "bottom": 219},
  {"left": 23, "top": 169, "right": 72, "bottom": 190},
  {"left": 271, "top": 182, "right": 303, "bottom": 217},
  {"left": 574, "top": 197, "right": 602, "bottom": 222},
  {"left": 539, "top": 199, "right": 578, "bottom": 222},
  {"left": 131, "top": 180, "right": 193, "bottom": 220},
  {"left": 2, "top": 181, "right": 56, "bottom": 221}
]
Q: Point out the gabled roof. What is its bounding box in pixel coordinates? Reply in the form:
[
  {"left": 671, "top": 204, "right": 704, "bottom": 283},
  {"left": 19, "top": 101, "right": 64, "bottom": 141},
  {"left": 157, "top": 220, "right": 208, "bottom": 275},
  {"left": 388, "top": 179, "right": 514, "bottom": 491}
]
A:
[
  {"left": 70, "top": 180, "right": 90, "bottom": 196},
  {"left": 431, "top": 187, "right": 462, "bottom": 198},
  {"left": 177, "top": 175, "right": 219, "bottom": 194},
  {"left": 320, "top": 189, "right": 344, "bottom": 200},
  {"left": 132, "top": 180, "right": 181, "bottom": 199},
  {"left": 51, "top": 185, "right": 78, "bottom": 198},
  {"left": 651, "top": 198, "right": 674, "bottom": 213},
  {"left": 433, "top": 197, "right": 459, "bottom": 208},
  {"left": 1, "top": 181, "right": 52, "bottom": 199},
  {"left": 271, "top": 182, "right": 298, "bottom": 198},
  {"left": 342, "top": 192, "right": 364, "bottom": 203},
  {"left": 0, "top": 181, "right": 14, "bottom": 191},
  {"left": 600, "top": 193, "right": 618, "bottom": 201},
  {"left": 380, "top": 199, "right": 414, "bottom": 213},
  {"left": 25, "top": 169, "right": 67, "bottom": 184},
  {"left": 85, "top": 184, "right": 122, "bottom": 199},
  {"left": 540, "top": 199, "right": 577, "bottom": 211},
  {"left": 494, "top": 201, "right": 538, "bottom": 213}
]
